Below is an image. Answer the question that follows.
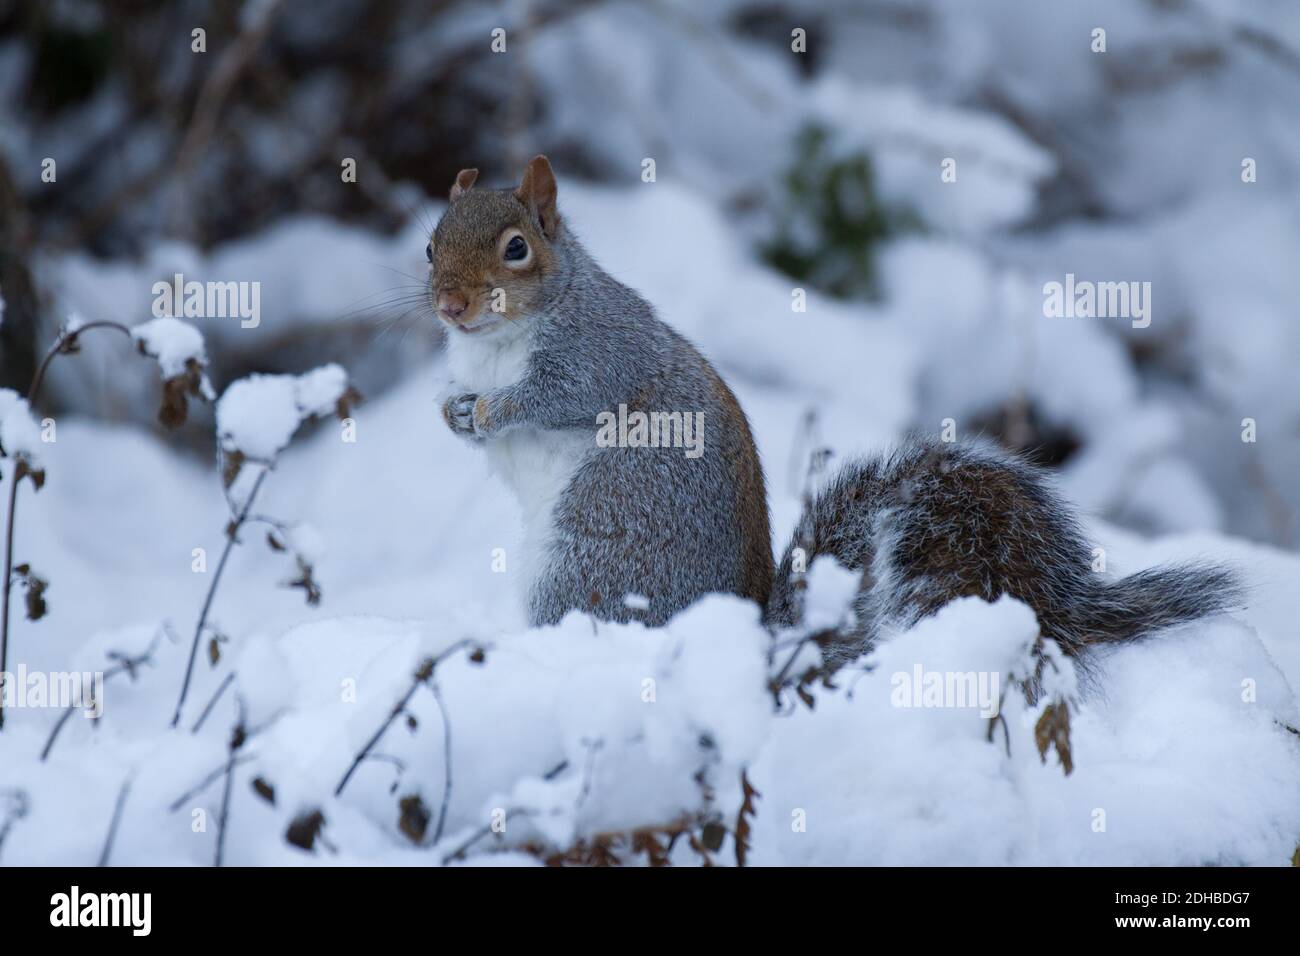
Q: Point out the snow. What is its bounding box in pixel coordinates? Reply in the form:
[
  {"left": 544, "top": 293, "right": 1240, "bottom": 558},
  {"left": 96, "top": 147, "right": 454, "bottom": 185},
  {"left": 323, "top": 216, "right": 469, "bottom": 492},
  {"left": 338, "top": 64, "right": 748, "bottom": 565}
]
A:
[
  {"left": 751, "top": 598, "right": 1299, "bottom": 866},
  {"left": 215, "top": 364, "right": 350, "bottom": 461},
  {"left": 0, "top": 388, "right": 44, "bottom": 468},
  {"left": 5, "top": 0, "right": 1300, "bottom": 863},
  {"left": 808, "top": 77, "right": 1055, "bottom": 235},
  {"left": 130, "top": 318, "right": 208, "bottom": 380},
  {"left": 3, "top": 182, "right": 1298, "bottom": 865}
]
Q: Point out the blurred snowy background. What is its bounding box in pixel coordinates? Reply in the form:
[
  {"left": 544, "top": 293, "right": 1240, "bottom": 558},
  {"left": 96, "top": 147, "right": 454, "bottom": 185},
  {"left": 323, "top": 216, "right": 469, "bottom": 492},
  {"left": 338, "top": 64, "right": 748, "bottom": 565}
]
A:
[{"left": 0, "top": 0, "right": 1297, "bottom": 866}]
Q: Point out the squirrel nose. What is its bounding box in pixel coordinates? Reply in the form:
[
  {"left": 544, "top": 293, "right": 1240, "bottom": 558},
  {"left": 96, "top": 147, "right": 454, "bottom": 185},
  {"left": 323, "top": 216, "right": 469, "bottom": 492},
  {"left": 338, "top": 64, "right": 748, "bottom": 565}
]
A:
[{"left": 437, "top": 290, "right": 469, "bottom": 321}]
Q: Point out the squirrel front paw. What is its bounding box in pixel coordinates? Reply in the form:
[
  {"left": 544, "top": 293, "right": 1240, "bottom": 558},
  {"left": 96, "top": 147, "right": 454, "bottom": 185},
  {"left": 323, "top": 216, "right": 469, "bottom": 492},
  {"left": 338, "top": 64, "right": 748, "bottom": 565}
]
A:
[{"left": 442, "top": 392, "right": 483, "bottom": 440}]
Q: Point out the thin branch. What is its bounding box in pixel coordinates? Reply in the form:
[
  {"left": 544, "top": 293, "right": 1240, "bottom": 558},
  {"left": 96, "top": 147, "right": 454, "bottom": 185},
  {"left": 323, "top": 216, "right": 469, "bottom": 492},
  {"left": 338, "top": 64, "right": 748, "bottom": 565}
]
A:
[
  {"left": 1, "top": 319, "right": 133, "bottom": 732},
  {"left": 167, "top": 755, "right": 256, "bottom": 814},
  {"left": 97, "top": 777, "right": 132, "bottom": 867},
  {"left": 769, "top": 631, "right": 820, "bottom": 693},
  {"left": 0, "top": 466, "right": 20, "bottom": 732},
  {"left": 41, "top": 635, "right": 161, "bottom": 761},
  {"left": 214, "top": 699, "right": 248, "bottom": 868},
  {"left": 334, "top": 640, "right": 479, "bottom": 798},
  {"left": 171, "top": 465, "right": 270, "bottom": 727},
  {"left": 0, "top": 790, "right": 29, "bottom": 863},
  {"left": 190, "top": 671, "right": 236, "bottom": 735},
  {"left": 440, "top": 808, "right": 535, "bottom": 866},
  {"left": 430, "top": 680, "right": 454, "bottom": 844},
  {"left": 27, "top": 321, "right": 133, "bottom": 405}
]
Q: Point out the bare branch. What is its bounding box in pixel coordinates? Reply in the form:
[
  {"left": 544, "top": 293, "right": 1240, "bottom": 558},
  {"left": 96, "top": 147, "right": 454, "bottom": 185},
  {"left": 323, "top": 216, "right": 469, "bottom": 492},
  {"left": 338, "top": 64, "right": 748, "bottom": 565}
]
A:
[
  {"left": 97, "top": 777, "right": 132, "bottom": 867},
  {"left": 214, "top": 698, "right": 249, "bottom": 868},
  {"left": 41, "top": 631, "right": 163, "bottom": 761},
  {"left": 190, "top": 671, "right": 236, "bottom": 735},
  {"left": 430, "top": 680, "right": 454, "bottom": 844},
  {"left": 171, "top": 465, "right": 270, "bottom": 728},
  {"left": 334, "top": 640, "right": 482, "bottom": 799}
]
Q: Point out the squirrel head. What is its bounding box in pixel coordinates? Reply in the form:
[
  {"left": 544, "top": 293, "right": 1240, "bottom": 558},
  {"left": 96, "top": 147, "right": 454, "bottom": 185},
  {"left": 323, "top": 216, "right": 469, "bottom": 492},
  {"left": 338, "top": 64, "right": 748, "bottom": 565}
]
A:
[{"left": 428, "top": 155, "right": 562, "bottom": 336}]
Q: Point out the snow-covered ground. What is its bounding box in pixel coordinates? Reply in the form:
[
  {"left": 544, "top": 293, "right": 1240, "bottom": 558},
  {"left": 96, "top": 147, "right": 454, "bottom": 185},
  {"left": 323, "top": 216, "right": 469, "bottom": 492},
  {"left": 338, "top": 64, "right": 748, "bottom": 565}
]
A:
[{"left": 1, "top": 182, "right": 1297, "bottom": 865}]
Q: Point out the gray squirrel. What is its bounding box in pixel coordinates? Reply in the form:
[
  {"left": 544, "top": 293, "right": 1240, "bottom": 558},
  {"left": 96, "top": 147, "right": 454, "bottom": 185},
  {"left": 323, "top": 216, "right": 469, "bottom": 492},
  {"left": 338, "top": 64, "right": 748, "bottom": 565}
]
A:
[
  {"left": 431, "top": 156, "right": 773, "bottom": 626},
  {"left": 430, "top": 157, "right": 1240, "bottom": 659},
  {"left": 766, "top": 439, "right": 1243, "bottom": 667}
]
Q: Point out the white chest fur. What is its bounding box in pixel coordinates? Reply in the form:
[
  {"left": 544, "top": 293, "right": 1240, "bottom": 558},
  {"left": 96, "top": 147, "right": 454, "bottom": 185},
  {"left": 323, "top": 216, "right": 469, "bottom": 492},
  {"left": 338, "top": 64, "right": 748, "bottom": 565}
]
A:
[{"left": 445, "top": 323, "right": 590, "bottom": 596}]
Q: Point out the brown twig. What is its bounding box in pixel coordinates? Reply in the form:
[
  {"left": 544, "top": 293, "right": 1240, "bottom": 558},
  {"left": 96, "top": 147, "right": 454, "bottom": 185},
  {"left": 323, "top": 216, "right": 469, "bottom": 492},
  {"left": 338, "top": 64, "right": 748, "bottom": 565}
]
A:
[
  {"left": 214, "top": 698, "right": 248, "bottom": 868},
  {"left": 97, "top": 776, "right": 133, "bottom": 867},
  {"left": 27, "top": 321, "right": 133, "bottom": 404},
  {"left": 167, "top": 755, "right": 256, "bottom": 814},
  {"left": 441, "top": 807, "right": 536, "bottom": 865},
  {"left": 430, "top": 680, "right": 454, "bottom": 844},
  {"left": 41, "top": 633, "right": 163, "bottom": 761},
  {"left": 190, "top": 671, "right": 237, "bottom": 735},
  {"left": 1, "top": 320, "right": 133, "bottom": 731},
  {"left": 0, "top": 789, "right": 29, "bottom": 863},
  {"left": 171, "top": 464, "right": 270, "bottom": 728},
  {"left": 734, "top": 769, "right": 760, "bottom": 867},
  {"left": 0, "top": 467, "right": 20, "bottom": 732},
  {"left": 334, "top": 640, "right": 479, "bottom": 798}
]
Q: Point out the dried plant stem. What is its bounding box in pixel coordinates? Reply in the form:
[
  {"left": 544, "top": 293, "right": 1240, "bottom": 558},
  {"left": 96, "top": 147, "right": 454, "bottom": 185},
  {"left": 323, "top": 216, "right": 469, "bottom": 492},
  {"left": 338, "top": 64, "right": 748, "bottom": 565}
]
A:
[
  {"left": 190, "top": 671, "right": 236, "bottom": 735},
  {"left": 431, "top": 681, "right": 453, "bottom": 844},
  {"left": 27, "top": 321, "right": 132, "bottom": 402},
  {"left": 335, "top": 640, "right": 476, "bottom": 798},
  {"left": 167, "top": 755, "right": 255, "bottom": 814},
  {"left": 215, "top": 708, "right": 247, "bottom": 868},
  {"left": 440, "top": 808, "right": 533, "bottom": 866},
  {"left": 41, "top": 637, "right": 160, "bottom": 761},
  {"left": 1, "top": 320, "right": 132, "bottom": 731},
  {"left": 0, "top": 471, "right": 18, "bottom": 731},
  {"left": 98, "top": 777, "right": 132, "bottom": 867},
  {"left": 171, "top": 467, "right": 269, "bottom": 728}
]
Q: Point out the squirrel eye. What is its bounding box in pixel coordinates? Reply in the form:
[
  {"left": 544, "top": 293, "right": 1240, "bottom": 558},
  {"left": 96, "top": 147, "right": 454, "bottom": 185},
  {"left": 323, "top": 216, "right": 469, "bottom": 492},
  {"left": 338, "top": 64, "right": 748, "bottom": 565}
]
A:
[
  {"left": 504, "top": 235, "right": 528, "bottom": 262},
  {"left": 425, "top": 242, "right": 433, "bottom": 264}
]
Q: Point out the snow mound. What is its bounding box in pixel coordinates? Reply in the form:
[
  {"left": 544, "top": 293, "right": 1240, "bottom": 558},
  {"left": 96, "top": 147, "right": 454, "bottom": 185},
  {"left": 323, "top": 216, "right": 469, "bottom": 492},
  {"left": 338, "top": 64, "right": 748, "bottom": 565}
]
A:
[{"left": 3, "top": 587, "right": 1295, "bottom": 866}]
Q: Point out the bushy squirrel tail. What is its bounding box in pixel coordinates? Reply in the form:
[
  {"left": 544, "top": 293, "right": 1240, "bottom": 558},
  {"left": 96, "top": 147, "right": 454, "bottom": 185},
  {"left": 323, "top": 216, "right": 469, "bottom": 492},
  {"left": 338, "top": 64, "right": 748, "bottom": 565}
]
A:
[
  {"left": 767, "top": 440, "right": 1245, "bottom": 662},
  {"left": 1069, "top": 562, "right": 1243, "bottom": 647}
]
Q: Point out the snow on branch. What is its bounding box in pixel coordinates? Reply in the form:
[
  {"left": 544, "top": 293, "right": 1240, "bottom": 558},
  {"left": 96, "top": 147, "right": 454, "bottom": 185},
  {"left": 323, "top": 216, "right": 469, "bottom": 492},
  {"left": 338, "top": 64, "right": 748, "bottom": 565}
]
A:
[
  {"left": 130, "top": 318, "right": 217, "bottom": 428},
  {"left": 0, "top": 390, "right": 45, "bottom": 485},
  {"left": 215, "top": 364, "right": 359, "bottom": 486}
]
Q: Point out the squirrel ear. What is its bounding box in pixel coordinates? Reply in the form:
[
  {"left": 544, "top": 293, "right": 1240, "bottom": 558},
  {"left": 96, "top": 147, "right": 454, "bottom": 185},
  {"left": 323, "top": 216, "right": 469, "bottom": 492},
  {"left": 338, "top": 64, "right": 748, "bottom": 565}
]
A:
[
  {"left": 450, "top": 168, "right": 479, "bottom": 201},
  {"left": 515, "top": 155, "right": 558, "bottom": 238}
]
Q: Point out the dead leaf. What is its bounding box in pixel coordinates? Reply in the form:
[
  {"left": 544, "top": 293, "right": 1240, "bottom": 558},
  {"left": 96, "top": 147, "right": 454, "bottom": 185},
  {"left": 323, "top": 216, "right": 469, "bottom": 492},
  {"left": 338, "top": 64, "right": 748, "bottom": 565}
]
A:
[
  {"left": 221, "top": 449, "right": 245, "bottom": 489},
  {"left": 735, "top": 769, "right": 760, "bottom": 867},
  {"left": 398, "top": 794, "right": 430, "bottom": 844},
  {"left": 251, "top": 777, "right": 276, "bottom": 805},
  {"left": 335, "top": 385, "right": 363, "bottom": 420},
  {"left": 286, "top": 809, "right": 326, "bottom": 851},
  {"left": 1034, "top": 699, "right": 1073, "bottom": 776}
]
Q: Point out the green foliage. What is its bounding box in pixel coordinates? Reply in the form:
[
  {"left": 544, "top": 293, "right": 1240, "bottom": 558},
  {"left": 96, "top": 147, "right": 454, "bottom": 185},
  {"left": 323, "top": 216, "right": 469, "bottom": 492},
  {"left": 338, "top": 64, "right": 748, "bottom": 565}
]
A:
[{"left": 761, "top": 124, "right": 921, "bottom": 301}]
